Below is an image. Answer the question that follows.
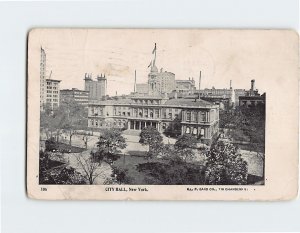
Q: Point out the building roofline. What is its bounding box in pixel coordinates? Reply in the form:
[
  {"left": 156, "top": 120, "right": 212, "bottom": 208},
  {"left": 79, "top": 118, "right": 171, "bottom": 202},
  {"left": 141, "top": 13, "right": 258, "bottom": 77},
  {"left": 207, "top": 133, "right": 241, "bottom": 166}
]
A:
[{"left": 46, "top": 79, "right": 61, "bottom": 82}]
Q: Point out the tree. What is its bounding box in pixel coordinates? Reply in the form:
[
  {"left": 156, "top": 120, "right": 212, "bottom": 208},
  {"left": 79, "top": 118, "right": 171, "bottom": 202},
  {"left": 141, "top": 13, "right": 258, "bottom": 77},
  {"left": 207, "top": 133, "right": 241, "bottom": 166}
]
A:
[
  {"left": 82, "top": 132, "right": 93, "bottom": 149},
  {"left": 74, "top": 152, "right": 106, "bottom": 184},
  {"left": 205, "top": 141, "right": 248, "bottom": 185},
  {"left": 96, "top": 128, "right": 127, "bottom": 160},
  {"left": 58, "top": 99, "right": 88, "bottom": 145},
  {"left": 139, "top": 126, "right": 163, "bottom": 158},
  {"left": 39, "top": 150, "right": 86, "bottom": 184},
  {"left": 174, "top": 134, "right": 198, "bottom": 162}
]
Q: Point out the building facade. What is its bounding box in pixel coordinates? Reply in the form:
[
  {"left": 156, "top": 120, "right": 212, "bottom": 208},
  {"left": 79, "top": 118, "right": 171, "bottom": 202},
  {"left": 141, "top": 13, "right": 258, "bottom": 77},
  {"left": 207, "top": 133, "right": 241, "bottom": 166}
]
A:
[
  {"left": 239, "top": 80, "right": 265, "bottom": 107},
  {"left": 46, "top": 79, "right": 61, "bottom": 109},
  {"left": 148, "top": 67, "right": 176, "bottom": 95},
  {"left": 40, "top": 47, "right": 47, "bottom": 110},
  {"left": 175, "top": 78, "right": 196, "bottom": 94},
  {"left": 88, "top": 96, "right": 219, "bottom": 144},
  {"left": 239, "top": 94, "right": 266, "bottom": 107},
  {"left": 60, "top": 88, "right": 89, "bottom": 106},
  {"left": 136, "top": 83, "right": 149, "bottom": 95},
  {"left": 84, "top": 73, "right": 107, "bottom": 101}
]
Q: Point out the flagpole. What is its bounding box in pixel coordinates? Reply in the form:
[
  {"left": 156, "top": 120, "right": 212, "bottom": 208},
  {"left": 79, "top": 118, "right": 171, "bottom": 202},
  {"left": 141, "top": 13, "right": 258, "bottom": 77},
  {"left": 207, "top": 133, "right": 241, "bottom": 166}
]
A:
[{"left": 153, "top": 43, "right": 156, "bottom": 67}]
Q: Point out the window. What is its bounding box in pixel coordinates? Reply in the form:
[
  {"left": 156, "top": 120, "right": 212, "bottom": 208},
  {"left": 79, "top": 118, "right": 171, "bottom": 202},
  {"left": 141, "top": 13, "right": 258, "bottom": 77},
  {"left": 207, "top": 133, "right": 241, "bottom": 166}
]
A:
[
  {"left": 200, "top": 112, "right": 206, "bottom": 122},
  {"left": 193, "top": 112, "right": 198, "bottom": 122},
  {"left": 193, "top": 127, "right": 197, "bottom": 135},
  {"left": 186, "top": 127, "right": 190, "bottom": 134},
  {"left": 186, "top": 112, "right": 191, "bottom": 122},
  {"left": 169, "top": 113, "right": 172, "bottom": 119},
  {"left": 155, "top": 109, "right": 159, "bottom": 118},
  {"left": 162, "top": 109, "right": 166, "bottom": 119},
  {"left": 150, "top": 111, "right": 153, "bottom": 118}
]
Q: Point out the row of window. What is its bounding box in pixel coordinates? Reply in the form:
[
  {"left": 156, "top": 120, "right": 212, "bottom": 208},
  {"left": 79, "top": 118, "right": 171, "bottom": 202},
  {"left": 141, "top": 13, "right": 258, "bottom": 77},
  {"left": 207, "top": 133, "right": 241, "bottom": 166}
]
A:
[
  {"left": 133, "top": 108, "right": 160, "bottom": 119},
  {"left": 46, "top": 99, "right": 58, "bottom": 102},
  {"left": 90, "top": 119, "right": 126, "bottom": 127},
  {"left": 133, "top": 99, "right": 160, "bottom": 105},
  {"left": 46, "top": 86, "right": 58, "bottom": 90},
  {"left": 46, "top": 94, "right": 58, "bottom": 98}
]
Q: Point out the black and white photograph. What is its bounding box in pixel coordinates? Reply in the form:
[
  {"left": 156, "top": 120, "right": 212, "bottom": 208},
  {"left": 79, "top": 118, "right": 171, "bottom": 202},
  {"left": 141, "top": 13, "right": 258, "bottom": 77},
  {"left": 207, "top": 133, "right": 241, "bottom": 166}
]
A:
[{"left": 36, "top": 29, "right": 266, "bottom": 186}]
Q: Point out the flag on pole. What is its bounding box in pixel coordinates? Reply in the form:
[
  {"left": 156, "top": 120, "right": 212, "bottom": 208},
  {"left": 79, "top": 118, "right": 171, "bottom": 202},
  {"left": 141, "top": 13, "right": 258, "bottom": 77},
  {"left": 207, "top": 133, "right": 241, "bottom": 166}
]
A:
[
  {"left": 152, "top": 43, "right": 156, "bottom": 54},
  {"left": 147, "top": 61, "right": 152, "bottom": 68}
]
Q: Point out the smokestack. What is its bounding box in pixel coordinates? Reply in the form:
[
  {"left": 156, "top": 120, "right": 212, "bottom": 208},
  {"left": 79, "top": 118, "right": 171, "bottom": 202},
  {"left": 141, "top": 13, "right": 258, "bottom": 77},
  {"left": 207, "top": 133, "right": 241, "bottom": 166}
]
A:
[
  {"left": 251, "top": 79, "right": 255, "bottom": 91},
  {"left": 134, "top": 70, "right": 136, "bottom": 92},
  {"left": 230, "top": 80, "right": 232, "bottom": 89},
  {"left": 199, "top": 71, "right": 201, "bottom": 90},
  {"left": 199, "top": 71, "right": 201, "bottom": 100}
]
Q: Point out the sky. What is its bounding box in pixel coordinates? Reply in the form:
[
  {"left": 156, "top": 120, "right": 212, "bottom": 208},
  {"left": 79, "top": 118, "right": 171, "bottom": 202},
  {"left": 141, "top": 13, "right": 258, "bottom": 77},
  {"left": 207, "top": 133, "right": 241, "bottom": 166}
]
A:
[{"left": 31, "top": 29, "right": 292, "bottom": 96}]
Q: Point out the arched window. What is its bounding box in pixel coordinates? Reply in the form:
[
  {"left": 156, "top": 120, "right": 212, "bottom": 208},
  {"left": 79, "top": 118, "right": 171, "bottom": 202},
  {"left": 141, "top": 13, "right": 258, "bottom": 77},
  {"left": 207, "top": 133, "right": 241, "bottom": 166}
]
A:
[
  {"left": 186, "top": 127, "right": 190, "bottom": 134},
  {"left": 150, "top": 111, "right": 153, "bottom": 118},
  {"left": 193, "top": 127, "right": 197, "bottom": 135}
]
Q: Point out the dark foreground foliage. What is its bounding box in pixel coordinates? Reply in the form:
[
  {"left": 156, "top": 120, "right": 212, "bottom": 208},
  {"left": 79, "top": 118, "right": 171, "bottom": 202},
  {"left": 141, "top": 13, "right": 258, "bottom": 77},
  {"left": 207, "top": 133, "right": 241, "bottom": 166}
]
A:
[{"left": 39, "top": 150, "right": 86, "bottom": 184}]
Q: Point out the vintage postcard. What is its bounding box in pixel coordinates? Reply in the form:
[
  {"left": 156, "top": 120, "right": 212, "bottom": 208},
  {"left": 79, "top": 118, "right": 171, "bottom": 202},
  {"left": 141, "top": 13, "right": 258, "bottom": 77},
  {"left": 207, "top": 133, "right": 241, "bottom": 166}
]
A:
[{"left": 27, "top": 29, "right": 298, "bottom": 200}]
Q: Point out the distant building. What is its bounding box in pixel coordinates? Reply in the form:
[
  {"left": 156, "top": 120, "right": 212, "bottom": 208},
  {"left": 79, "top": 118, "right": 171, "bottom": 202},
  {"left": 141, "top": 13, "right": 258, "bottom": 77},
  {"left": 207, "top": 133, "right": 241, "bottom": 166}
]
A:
[
  {"left": 239, "top": 80, "right": 265, "bottom": 107},
  {"left": 175, "top": 78, "right": 196, "bottom": 94},
  {"left": 239, "top": 94, "right": 266, "bottom": 107},
  {"left": 197, "top": 87, "right": 233, "bottom": 98},
  {"left": 136, "top": 83, "right": 149, "bottom": 95},
  {"left": 60, "top": 88, "right": 89, "bottom": 106},
  {"left": 148, "top": 67, "right": 175, "bottom": 95},
  {"left": 46, "top": 79, "right": 61, "bottom": 109},
  {"left": 88, "top": 95, "right": 219, "bottom": 144},
  {"left": 234, "top": 89, "right": 246, "bottom": 104},
  {"left": 40, "top": 47, "right": 47, "bottom": 110},
  {"left": 84, "top": 73, "right": 107, "bottom": 101}
]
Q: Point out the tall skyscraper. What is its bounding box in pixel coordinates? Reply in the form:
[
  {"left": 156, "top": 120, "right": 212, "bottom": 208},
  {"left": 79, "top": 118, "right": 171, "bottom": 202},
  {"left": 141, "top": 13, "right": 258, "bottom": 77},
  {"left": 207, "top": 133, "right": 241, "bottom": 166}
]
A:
[{"left": 40, "top": 47, "right": 46, "bottom": 110}]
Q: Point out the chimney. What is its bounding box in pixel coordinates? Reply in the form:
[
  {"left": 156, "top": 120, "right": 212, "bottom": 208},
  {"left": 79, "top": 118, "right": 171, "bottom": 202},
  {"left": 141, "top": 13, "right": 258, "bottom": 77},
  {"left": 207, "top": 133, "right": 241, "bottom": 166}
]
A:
[
  {"left": 251, "top": 79, "right": 255, "bottom": 91},
  {"left": 230, "top": 80, "right": 232, "bottom": 89},
  {"left": 134, "top": 70, "right": 136, "bottom": 92},
  {"left": 199, "top": 71, "right": 202, "bottom": 100},
  {"left": 199, "top": 71, "right": 201, "bottom": 90},
  {"left": 174, "top": 91, "right": 178, "bottom": 99}
]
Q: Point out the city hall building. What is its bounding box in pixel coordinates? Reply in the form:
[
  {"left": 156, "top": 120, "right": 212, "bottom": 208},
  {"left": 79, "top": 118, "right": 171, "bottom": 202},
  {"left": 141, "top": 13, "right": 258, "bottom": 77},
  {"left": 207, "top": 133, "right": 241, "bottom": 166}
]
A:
[{"left": 88, "top": 95, "right": 219, "bottom": 144}]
